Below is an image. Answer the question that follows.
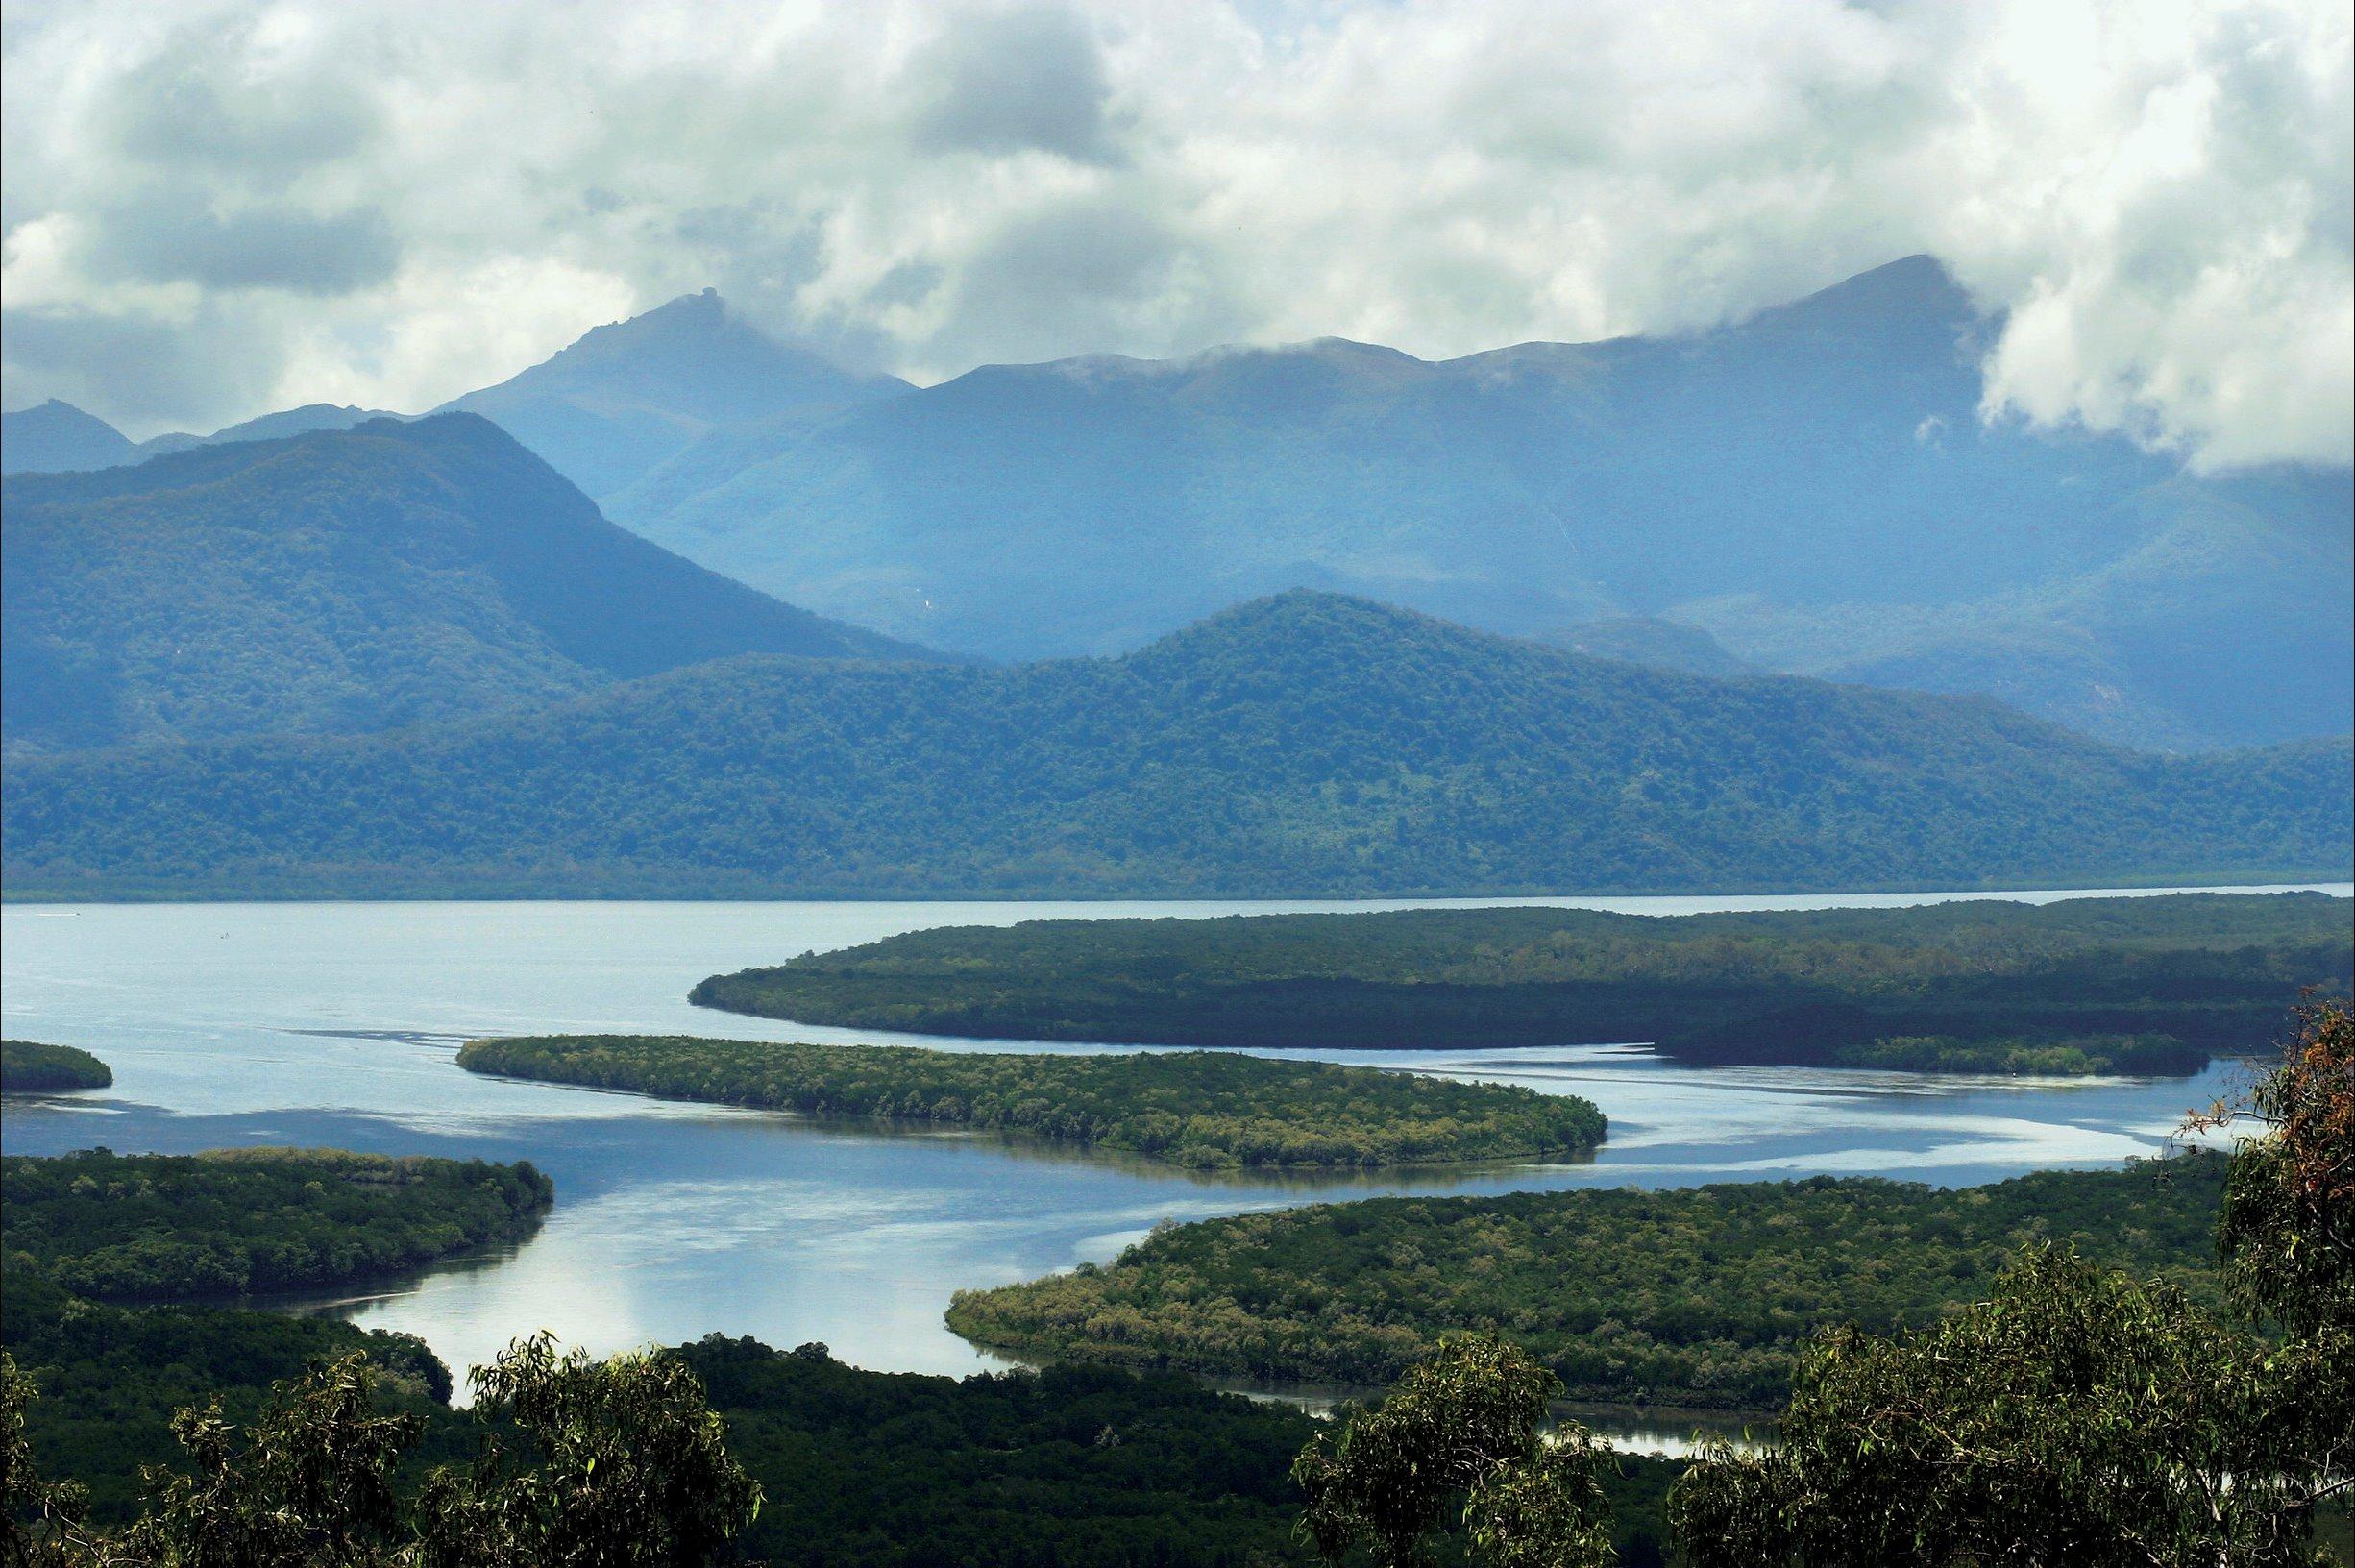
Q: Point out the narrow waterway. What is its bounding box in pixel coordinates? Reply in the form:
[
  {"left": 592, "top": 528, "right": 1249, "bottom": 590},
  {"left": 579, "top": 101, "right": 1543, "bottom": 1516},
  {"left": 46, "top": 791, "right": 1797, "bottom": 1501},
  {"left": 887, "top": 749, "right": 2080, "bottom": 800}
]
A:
[{"left": 6, "top": 887, "right": 2336, "bottom": 1437}]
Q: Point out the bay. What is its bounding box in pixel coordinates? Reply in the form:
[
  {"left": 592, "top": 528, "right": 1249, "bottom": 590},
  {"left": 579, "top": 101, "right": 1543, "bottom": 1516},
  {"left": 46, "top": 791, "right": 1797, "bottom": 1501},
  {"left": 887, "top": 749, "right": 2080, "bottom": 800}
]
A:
[{"left": 4, "top": 885, "right": 2342, "bottom": 1434}]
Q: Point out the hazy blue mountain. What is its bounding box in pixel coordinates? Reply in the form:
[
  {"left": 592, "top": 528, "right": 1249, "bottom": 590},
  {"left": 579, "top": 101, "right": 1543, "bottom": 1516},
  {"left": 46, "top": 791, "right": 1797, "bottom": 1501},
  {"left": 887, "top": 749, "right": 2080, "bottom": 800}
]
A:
[
  {"left": 2, "top": 400, "right": 407, "bottom": 476},
  {"left": 1, "top": 402, "right": 140, "bottom": 475},
  {"left": 594, "top": 258, "right": 2350, "bottom": 749},
  {"left": 1, "top": 413, "right": 938, "bottom": 753},
  {"left": 201, "top": 403, "right": 406, "bottom": 445},
  {"left": 434, "top": 288, "right": 911, "bottom": 500},
  {"left": 1536, "top": 618, "right": 1754, "bottom": 678},
  {"left": 6, "top": 592, "right": 2344, "bottom": 900}
]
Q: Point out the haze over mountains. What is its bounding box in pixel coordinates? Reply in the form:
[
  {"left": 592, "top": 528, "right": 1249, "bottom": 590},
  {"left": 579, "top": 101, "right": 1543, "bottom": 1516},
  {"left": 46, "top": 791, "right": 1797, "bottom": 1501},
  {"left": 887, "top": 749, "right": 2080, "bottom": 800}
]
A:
[
  {"left": 433, "top": 288, "right": 910, "bottom": 500},
  {"left": 6, "top": 257, "right": 2349, "bottom": 756},
  {"left": 0, "top": 414, "right": 934, "bottom": 753},
  {"left": 595, "top": 257, "right": 2351, "bottom": 751},
  {"left": 7, "top": 593, "right": 2346, "bottom": 900},
  {"left": 0, "top": 399, "right": 404, "bottom": 476}
]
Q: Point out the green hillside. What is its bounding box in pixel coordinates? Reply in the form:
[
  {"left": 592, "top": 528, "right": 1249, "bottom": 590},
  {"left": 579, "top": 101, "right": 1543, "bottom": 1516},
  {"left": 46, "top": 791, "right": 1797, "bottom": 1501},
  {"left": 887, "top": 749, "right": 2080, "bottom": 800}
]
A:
[
  {"left": 0, "top": 412, "right": 934, "bottom": 753},
  {"left": 4, "top": 594, "right": 2347, "bottom": 898}
]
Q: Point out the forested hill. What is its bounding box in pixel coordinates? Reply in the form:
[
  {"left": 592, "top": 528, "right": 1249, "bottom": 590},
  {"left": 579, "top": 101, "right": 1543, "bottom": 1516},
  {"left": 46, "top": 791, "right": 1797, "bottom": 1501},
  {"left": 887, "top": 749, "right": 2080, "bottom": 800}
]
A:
[
  {"left": 0, "top": 413, "right": 937, "bottom": 752},
  {"left": 6, "top": 593, "right": 2346, "bottom": 900}
]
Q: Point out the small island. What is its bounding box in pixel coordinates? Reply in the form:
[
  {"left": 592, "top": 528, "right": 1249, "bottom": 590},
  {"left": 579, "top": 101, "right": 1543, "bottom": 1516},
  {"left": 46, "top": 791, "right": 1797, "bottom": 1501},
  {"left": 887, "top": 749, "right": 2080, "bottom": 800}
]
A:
[
  {"left": 2, "top": 1146, "right": 555, "bottom": 1522},
  {"left": 944, "top": 1156, "right": 2227, "bottom": 1410},
  {"left": 691, "top": 893, "right": 2352, "bottom": 1071},
  {"left": 457, "top": 1035, "right": 1607, "bottom": 1169},
  {"left": 1828, "top": 1033, "right": 2196, "bottom": 1075},
  {"left": 2, "top": 1040, "right": 113, "bottom": 1093},
  {"left": 0, "top": 1146, "right": 553, "bottom": 1301}
]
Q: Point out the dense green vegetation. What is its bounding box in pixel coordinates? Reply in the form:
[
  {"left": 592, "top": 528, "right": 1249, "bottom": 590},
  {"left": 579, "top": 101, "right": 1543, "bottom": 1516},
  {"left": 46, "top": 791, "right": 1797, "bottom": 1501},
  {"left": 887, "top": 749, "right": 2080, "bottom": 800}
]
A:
[
  {"left": 1, "top": 1266, "right": 454, "bottom": 1522},
  {"left": 2, "top": 1279, "right": 1675, "bottom": 1564},
  {"left": 1293, "top": 1334, "right": 1621, "bottom": 1568},
  {"left": 0, "top": 1041, "right": 110, "bottom": 1092},
  {"left": 0, "top": 1145, "right": 550, "bottom": 1529},
  {"left": 0, "top": 411, "right": 932, "bottom": 754},
  {"left": 458, "top": 1035, "right": 1606, "bottom": 1169},
  {"left": 3, "top": 1335, "right": 761, "bottom": 1566},
  {"left": 1272, "top": 1004, "right": 2355, "bottom": 1565},
  {"left": 944, "top": 1157, "right": 2228, "bottom": 1409},
  {"left": 1672, "top": 1003, "right": 2355, "bottom": 1564},
  {"left": 8, "top": 594, "right": 2348, "bottom": 899},
  {"left": 696, "top": 892, "right": 2352, "bottom": 1068},
  {"left": 1671, "top": 1248, "right": 2345, "bottom": 1567},
  {"left": 0, "top": 1148, "right": 552, "bottom": 1300},
  {"left": 677, "top": 1336, "right": 1325, "bottom": 1566},
  {"left": 1826, "top": 1032, "right": 2200, "bottom": 1074},
  {"left": 4, "top": 1319, "right": 1683, "bottom": 1568}
]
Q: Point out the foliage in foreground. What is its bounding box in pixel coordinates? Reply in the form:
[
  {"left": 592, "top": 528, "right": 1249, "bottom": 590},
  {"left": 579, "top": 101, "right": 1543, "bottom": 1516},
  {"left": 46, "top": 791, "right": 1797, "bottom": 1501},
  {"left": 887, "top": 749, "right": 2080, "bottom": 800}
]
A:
[
  {"left": 1670, "top": 1246, "right": 2346, "bottom": 1566},
  {"left": 1, "top": 1335, "right": 760, "bottom": 1568},
  {"left": 0, "top": 1264, "right": 454, "bottom": 1519},
  {"left": 459, "top": 1035, "right": 1606, "bottom": 1169},
  {"left": 0, "top": 1148, "right": 552, "bottom": 1301},
  {"left": 0, "top": 1044, "right": 110, "bottom": 1095},
  {"left": 1301, "top": 1005, "right": 2353, "bottom": 1566},
  {"left": 1664, "top": 999, "right": 2355, "bottom": 1565},
  {"left": 1293, "top": 1335, "right": 1613, "bottom": 1568},
  {"left": 695, "top": 893, "right": 2350, "bottom": 1068},
  {"left": 676, "top": 1335, "right": 1329, "bottom": 1566},
  {"left": 946, "top": 1158, "right": 2225, "bottom": 1407}
]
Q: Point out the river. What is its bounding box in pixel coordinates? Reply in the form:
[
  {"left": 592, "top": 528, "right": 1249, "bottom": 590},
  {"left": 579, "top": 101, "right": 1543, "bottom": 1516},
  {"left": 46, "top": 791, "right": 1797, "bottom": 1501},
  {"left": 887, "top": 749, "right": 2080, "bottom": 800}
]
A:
[{"left": 3, "top": 887, "right": 2343, "bottom": 1445}]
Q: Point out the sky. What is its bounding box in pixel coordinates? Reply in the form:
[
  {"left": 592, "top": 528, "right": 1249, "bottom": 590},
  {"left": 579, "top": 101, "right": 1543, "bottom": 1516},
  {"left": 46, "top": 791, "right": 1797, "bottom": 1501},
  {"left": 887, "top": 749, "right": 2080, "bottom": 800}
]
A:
[{"left": 2, "top": 0, "right": 2348, "bottom": 471}]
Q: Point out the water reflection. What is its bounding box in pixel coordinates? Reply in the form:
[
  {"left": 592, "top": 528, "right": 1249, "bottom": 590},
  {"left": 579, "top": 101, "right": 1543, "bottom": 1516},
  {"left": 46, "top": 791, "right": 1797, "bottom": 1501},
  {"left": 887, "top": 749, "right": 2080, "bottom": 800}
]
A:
[{"left": 3, "top": 889, "right": 2341, "bottom": 1443}]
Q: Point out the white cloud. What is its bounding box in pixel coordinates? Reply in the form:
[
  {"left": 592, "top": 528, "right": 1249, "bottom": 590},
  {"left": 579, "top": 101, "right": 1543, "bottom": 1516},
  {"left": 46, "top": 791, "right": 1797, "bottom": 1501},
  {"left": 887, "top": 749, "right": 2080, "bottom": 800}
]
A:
[{"left": 1, "top": 0, "right": 2347, "bottom": 467}]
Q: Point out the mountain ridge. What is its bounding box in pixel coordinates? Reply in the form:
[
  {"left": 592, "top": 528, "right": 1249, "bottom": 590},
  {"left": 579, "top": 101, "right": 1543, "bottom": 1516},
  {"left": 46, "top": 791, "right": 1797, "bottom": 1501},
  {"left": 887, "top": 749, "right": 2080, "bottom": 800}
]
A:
[
  {"left": 433, "top": 288, "right": 911, "bottom": 499},
  {"left": 12, "top": 258, "right": 2347, "bottom": 750},
  {"left": 6, "top": 590, "right": 2345, "bottom": 899},
  {"left": 595, "top": 257, "right": 2350, "bottom": 750},
  {"left": 1, "top": 413, "right": 941, "bottom": 754}
]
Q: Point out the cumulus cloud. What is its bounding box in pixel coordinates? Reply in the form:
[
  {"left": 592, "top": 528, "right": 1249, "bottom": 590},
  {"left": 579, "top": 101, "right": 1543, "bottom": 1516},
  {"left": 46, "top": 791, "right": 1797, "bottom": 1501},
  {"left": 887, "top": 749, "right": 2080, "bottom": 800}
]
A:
[
  {"left": 0, "top": 0, "right": 2346, "bottom": 469},
  {"left": 910, "top": 5, "right": 1123, "bottom": 164}
]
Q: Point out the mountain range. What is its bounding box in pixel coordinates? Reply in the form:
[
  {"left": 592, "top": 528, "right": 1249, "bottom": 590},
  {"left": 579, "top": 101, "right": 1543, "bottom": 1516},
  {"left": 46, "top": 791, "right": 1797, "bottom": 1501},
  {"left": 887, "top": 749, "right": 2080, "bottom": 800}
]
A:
[
  {"left": 589, "top": 257, "right": 2351, "bottom": 751},
  {"left": 7, "top": 258, "right": 2349, "bottom": 754},
  {"left": 0, "top": 414, "right": 934, "bottom": 753},
  {"left": 0, "top": 399, "right": 405, "bottom": 476},
  {"left": 6, "top": 592, "right": 2345, "bottom": 900},
  {"left": 432, "top": 288, "right": 910, "bottom": 499}
]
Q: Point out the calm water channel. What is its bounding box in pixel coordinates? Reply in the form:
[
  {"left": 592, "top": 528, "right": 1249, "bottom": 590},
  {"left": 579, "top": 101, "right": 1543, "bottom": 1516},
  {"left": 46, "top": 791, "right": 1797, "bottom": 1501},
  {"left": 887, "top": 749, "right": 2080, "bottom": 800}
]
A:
[{"left": 4, "top": 887, "right": 2344, "bottom": 1447}]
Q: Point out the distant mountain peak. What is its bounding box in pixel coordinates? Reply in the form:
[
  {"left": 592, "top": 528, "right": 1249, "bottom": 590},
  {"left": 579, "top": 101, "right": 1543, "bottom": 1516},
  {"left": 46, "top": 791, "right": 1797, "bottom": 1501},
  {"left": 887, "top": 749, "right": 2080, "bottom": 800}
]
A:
[
  {"left": 1754, "top": 253, "right": 1975, "bottom": 333},
  {"left": 1, "top": 400, "right": 138, "bottom": 476},
  {"left": 585, "top": 287, "right": 736, "bottom": 342},
  {"left": 1132, "top": 589, "right": 1463, "bottom": 662},
  {"left": 2, "top": 412, "right": 940, "bottom": 753},
  {"left": 435, "top": 291, "right": 910, "bottom": 500}
]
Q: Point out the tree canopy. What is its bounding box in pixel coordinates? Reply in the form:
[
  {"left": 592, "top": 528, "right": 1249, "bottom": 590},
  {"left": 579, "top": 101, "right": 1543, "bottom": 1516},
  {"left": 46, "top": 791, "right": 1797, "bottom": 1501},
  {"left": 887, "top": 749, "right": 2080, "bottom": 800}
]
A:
[
  {"left": 459, "top": 1035, "right": 1605, "bottom": 1169},
  {"left": 0, "top": 1044, "right": 110, "bottom": 1095},
  {"left": 11, "top": 595, "right": 2348, "bottom": 900},
  {"left": 697, "top": 893, "right": 2352, "bottom": 1068},
  {"left": 946, "top": 1159, "right": 2226, "bottom": 1408}
]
